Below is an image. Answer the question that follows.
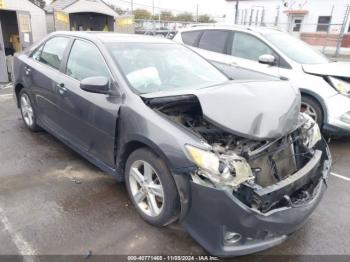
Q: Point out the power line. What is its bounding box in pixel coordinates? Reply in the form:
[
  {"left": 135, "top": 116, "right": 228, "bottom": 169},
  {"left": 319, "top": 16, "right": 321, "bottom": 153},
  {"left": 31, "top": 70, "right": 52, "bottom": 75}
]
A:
[{"left": 110, "top": 0, "right": 207, "bottom": 15}]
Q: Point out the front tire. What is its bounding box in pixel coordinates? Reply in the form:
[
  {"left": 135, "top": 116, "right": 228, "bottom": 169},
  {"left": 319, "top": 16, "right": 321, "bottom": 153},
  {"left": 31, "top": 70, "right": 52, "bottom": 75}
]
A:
[
  {"left": 301, "top": 95, "right": 323, "bottom": 127},
  {"left": 125, "top": 148, "right": 180, "bottom": 227},
  {"left": 19, "top": 89, "right": 40, "bottom": 132}
]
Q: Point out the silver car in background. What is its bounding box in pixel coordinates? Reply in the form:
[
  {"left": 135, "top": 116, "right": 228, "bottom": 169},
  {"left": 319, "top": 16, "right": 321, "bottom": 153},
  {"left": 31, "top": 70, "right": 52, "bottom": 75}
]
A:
[{"left": 174, "top": 25, "right": 350, "bottom": 136}]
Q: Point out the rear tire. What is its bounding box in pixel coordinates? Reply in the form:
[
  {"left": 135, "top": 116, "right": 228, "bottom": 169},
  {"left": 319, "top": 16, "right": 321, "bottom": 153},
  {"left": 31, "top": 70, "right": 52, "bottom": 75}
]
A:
[
  {"left": 19, "top": 89, "right": 41, "bottom": 132},
  {"left": 125, "top": 148, "right": 180, "bottom": 227},
  {"left": 301, "top": 95, "right": 323, "bottom": 127}
]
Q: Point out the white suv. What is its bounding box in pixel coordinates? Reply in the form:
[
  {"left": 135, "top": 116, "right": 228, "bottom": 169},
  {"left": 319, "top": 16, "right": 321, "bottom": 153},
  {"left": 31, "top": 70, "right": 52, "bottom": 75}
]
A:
[{"left": 174, "top": 25, "right": 350, "bottom": 136}]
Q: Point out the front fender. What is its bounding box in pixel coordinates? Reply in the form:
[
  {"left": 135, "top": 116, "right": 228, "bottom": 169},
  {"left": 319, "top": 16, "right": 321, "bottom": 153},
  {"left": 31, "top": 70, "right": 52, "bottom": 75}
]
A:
[{"left": 116, "top": 102, "right": 202, "bottom": 171}]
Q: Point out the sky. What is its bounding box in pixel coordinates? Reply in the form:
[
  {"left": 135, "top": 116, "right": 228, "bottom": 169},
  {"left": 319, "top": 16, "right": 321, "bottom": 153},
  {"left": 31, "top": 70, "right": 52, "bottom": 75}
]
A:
[{"left": 44, "top": 0, "right": 231, "bottom": 17}]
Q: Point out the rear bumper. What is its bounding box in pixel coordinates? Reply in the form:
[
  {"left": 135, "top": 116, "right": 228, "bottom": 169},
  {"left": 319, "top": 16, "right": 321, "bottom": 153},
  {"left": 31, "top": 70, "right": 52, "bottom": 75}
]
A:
[{"left": 181, "top": 139, "right": 331, "bottom": 257}]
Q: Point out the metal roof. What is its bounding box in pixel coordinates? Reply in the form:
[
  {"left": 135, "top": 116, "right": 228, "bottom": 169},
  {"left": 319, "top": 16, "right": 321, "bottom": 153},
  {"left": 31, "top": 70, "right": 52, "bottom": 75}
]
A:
[
  {"left": 44, "top": 0, "right": 116, "bottom": 14},
  {"left": 44, "top": 0, "right": 77, "bottom": 13}
]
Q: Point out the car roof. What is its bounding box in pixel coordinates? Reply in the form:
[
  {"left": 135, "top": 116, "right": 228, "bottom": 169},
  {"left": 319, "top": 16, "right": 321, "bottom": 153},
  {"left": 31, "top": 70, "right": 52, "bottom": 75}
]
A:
[
  {"left": 178, "top": 24, "right": 283, "bottom": 36},
  {"left": 49, "top": 31, "right": 175, "bottom": 44}
]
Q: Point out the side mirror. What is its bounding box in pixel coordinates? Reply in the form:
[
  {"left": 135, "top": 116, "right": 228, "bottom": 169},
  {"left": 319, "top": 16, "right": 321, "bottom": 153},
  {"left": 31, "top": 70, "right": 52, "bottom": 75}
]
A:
[
  {"left": 258, "top": 54, "right": 276, "bottom": 65},
  {"left": 80, "top": 76, "right": 109, "bottom": 94}
]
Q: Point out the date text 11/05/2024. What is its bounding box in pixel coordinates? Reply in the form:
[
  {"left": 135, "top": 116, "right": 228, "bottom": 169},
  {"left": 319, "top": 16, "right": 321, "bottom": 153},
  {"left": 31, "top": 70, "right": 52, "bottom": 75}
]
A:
[{"left": 127, "top": 256, "right": 220, "bottom": 261}]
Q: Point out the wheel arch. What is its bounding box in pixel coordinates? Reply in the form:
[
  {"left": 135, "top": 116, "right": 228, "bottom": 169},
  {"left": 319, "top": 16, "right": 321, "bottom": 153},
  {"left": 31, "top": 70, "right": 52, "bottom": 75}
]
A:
[
  {"left": 14, "top": 82, "right": 25, "bottom": 108},
  {"left": 117, "top": 136, "right": 173, "bottom": 177},
  {"left": 299, "top": 88, "right": 328, "bottom": 124}
]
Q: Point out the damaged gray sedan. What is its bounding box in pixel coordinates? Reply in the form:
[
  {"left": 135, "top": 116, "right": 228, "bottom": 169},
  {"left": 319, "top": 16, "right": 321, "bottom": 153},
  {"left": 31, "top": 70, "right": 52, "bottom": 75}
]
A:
[{"left": 13, "top": 32, "right": 331, "bottom": 257}]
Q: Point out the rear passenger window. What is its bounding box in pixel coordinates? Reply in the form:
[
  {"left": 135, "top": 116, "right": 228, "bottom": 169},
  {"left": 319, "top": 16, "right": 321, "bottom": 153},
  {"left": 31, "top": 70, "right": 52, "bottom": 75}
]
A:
[
  {"left": 39, "top": 37, "right": 70, "bottom": 70},
  {"left": 181, "top": 31, "right": 202, "bottom": 46},
  {"left": 198, "top": 30, "right": 230, "bottom": 54},
  {"left": 66, "top": 40, "right": 109, "bottom": 81}
]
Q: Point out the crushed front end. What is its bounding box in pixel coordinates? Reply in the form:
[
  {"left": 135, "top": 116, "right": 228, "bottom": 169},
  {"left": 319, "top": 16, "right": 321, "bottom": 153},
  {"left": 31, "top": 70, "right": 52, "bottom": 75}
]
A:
[
  {"left": 144, "top": 94, "right": 331, "bottom": 257},
  {"left": 182, "top": 137, "right": 330, "bottom": 257}
]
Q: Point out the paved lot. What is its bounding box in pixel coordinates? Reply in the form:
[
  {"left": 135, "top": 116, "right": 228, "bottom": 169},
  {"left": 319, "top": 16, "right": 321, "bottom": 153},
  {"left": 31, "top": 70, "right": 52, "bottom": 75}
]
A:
[{"left": 0, "top": 87, "right": 350, "bottom": 259}]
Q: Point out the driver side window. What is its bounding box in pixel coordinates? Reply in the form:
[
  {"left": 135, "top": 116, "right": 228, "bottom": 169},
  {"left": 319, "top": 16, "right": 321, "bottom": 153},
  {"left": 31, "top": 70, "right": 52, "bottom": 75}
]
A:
[
  {"left": 66, "top": 39, "right": 110, "bottom": 81},
  {"left": 31, "top": 45, "right": 44, "bottom": 61},
  {"left": 231, "top": 32, "right": 274, "bottom": 61}
]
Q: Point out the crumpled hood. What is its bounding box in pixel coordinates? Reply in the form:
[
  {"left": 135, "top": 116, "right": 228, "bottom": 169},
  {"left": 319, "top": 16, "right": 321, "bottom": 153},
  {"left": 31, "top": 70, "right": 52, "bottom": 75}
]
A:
[
  {"left": 142, "top": 80, "right": 301, "bottom": 140},
  {"left": 303, "top": 62, "right": 350, "bottom": 77}
]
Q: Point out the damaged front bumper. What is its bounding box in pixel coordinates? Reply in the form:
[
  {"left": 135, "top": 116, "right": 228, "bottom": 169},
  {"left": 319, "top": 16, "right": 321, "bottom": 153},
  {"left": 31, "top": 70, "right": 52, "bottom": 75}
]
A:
[{"left": 180, "top": 139, "right": 331, "bottom": 257}]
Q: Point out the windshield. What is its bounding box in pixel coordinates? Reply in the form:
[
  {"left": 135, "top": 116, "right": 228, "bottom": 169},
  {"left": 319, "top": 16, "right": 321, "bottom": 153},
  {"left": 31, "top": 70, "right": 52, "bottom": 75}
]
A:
[
  {"left": 107, "top": 43, "right": 228, "bottom": 94},
  {"left": 264, "top": 33, "right": 329, "bottom": 64}
]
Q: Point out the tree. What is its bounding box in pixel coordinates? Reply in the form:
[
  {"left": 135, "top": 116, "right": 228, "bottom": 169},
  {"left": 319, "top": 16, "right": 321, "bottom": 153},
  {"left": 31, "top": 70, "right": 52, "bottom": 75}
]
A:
[
  {"left": 115, "top": 7, "right": 126, "bottom": 16},
  {"left": 175, "top": 12, "right": 194, "bottom": 22},
  {"left": 151, "top": 15, "right": 158, "bottom": 20},
  {"left": 133, "top": 9, "right": 152, "bottom": 20},
  {"left": 29, "top": 0, "right": 46, "bottom": 8},
  {"left": 109, "top": 4, "right": 126, "bottom": 15},
  {"left": 160, "top": 11, "right": 174, "bottom": 21},
  {"left": 198, "top": 14, "right": 216, "bottom": 23}
]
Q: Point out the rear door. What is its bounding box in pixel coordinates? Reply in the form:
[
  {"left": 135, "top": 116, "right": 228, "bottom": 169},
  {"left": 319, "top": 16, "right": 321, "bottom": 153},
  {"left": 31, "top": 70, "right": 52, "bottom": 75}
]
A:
[
  {"left": 16, "top": 11, "right": 33, "bottom": 51},
  {"left": 54, "top": 38, "right": 120, "bottom": 166},
  {"left": 183, "top": 30, "right": 245, "bottom": 77},
  {"left": 24, "top": 36, "right": 71, "bottom": 131}
]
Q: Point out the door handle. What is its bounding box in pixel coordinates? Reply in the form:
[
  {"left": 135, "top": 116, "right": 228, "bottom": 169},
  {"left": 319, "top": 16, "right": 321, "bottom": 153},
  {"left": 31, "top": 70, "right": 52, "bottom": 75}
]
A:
[
  {"left": 24, "top": 66, "right": 31, "bottom": 75},
  {"left": 57, "top": 83, "right": 67, "bottom": 95},
  {"left": 230, "top": 61, "right": 238, "bottom": 67}
]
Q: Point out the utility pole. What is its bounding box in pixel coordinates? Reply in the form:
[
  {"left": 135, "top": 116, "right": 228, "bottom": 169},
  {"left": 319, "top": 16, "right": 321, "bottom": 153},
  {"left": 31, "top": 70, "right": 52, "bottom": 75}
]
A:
[
  {"left": 158, "top": 0, "right": 161, "bottom": 31},
  {"left": 130, "top": 0, "right": 133, "bottom": 14},
  {"left": 196, "top": 4, "right": 199, "bottom": 23},
  {"left": 322, "top": 5, "right": 334, "bottom": 54},
  {"left": 234, "top": 0, "right": 239, "bottom": 24},
  {"left": 336, "top": 5, "right": 350, "bottom": 57},
  {"left": 152, "top": 0, "right": 155, "bottom": 17},
  {"left": 274, "top": 5, "right": 280, "bottom": 26}
]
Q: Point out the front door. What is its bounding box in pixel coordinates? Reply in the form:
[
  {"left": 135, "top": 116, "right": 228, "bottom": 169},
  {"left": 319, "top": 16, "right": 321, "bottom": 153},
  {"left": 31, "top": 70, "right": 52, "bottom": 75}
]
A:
[
  {"left": 16, "top": 11, "right": 33, "bottom": 51},
  {"left": 227, "top": 31, "right": 280, "bottom": 77},
  {"left": 0, "top": 19, "right": 8, "bottom": 83},
  {"left": 55, "top": 39, "right": 120, "bottom": 166}
]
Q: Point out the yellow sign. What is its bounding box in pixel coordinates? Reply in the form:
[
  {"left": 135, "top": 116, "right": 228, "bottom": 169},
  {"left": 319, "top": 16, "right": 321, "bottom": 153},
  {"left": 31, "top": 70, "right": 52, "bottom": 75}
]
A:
[
  {"left": 116, "top": 18, "right": 134, "bottom": 26},
  {"left": 56, "top": 11, "right": 69, "bottom": 24},
  {"left": 0, "top": 0, "right": 5, "bottom": 9}
]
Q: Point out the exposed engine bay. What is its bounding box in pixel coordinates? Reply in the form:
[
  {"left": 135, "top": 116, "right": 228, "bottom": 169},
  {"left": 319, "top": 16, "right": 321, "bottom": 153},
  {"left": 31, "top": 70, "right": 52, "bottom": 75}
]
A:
[{"left": 144, "top": 95, "right": 324, "bottom": 213}]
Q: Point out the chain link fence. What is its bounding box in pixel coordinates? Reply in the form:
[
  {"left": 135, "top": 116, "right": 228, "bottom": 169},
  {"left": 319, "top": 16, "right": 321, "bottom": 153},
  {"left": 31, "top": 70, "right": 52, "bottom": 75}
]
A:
[
  {"left": 134, "top": 19, "right": 198, "bottom": 38},
  {"left": 233, "top": 5, "right": 350, "bottom": 59}
]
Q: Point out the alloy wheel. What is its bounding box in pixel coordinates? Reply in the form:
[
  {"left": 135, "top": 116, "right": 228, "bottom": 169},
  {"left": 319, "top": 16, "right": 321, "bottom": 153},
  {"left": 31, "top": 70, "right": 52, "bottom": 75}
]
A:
[
  {"left": 129, "top": 160, "right": 164, "bottom": 217},
  {"left": 20, "top": 93, "right": 34, "bottom": 127},
  {"left": 301, "top": 102, "right": 318, "bottom": 122}
]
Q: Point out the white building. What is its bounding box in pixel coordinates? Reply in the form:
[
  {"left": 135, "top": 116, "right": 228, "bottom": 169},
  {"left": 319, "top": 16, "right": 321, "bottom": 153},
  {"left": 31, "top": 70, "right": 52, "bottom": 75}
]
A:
[
  {"left": 0, "top": 0, "right": 47, "bottom": 83},
  {"left": 45, "top": 0, "right": 120, "bottom": 32},
  {"left": 224, "top": 0, "right": 350, "bottom": 47}
]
